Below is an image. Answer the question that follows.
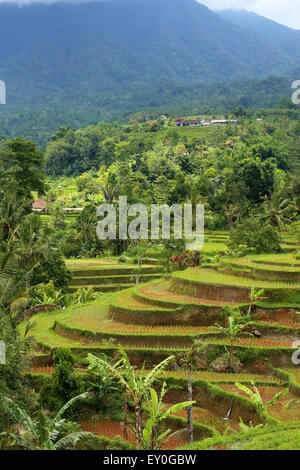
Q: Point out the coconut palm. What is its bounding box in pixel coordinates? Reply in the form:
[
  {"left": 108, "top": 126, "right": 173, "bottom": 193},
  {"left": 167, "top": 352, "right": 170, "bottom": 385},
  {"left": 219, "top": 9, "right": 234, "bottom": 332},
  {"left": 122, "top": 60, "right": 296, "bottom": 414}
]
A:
[
  {"left": 0, "top": 192, "right": 26, "bottom": 243},
  {"left": 223, "top": 203, "right": 240, "bottom": 229},
  {"left": 257, "top": 190, "right": 294, "bottom": 230},
  {"left": 98, "top": 181, "right": 120, "bottom": 205},
  {"left": 74, "top": 204, "right": 98, "bottom": 257},
  {"left": 12, "top": 213, "right": 46, "bottom": 289},
  {"left": 1, "top": 392, "right": 94, "bottom": 450}
]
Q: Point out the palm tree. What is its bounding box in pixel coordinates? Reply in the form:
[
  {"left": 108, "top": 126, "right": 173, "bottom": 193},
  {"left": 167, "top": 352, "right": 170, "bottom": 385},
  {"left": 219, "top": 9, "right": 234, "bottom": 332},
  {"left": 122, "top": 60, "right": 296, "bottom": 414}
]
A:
[
  {"left": 258, "top": 190, "right": 294, "bottom": 230},
  {"left": 213, "top": 316, "right": 254, "bottom": 372},
  {"left": 292, "top": 195, "right": 300, "bottom": 218},
  {"left": 99, "top": 181, "right": 119, "bottom": 205},
  {"left": 223, "top": 203, "right": 240, "bottom": 229},
  {"left": 0, "top": 192, "right": 26, "bottom": 242},
  {"left": 75, "top": 204, "right": 98, "bottom": 257},
  {"left": 13, "top": 213, "right": 46, "bottom": 289},
  {"left": 88, "top": 349, "right": 175, "bottom": 449},
  {"left": 2, "top": 393, "right": 94, "bottom": 450}
]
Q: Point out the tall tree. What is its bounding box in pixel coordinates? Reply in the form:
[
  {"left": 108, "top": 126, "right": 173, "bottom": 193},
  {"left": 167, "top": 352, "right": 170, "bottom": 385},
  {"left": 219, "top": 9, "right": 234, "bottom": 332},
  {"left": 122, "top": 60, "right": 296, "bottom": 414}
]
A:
[{"left": 0, "top": 137, "right": 47, "bottom": 200}]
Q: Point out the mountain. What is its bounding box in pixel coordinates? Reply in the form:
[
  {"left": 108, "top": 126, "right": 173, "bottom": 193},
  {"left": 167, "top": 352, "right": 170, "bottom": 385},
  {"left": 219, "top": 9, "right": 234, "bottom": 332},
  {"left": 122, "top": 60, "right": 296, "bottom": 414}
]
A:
[
  {"left": 0, "top": 0, "right": 299, "bottom": 145},
  {"left": 0, "top": 0, "right": 298, "bottom": 107},
  {"left": 217, "top": 9, "right": 300, "bottom": 58}
]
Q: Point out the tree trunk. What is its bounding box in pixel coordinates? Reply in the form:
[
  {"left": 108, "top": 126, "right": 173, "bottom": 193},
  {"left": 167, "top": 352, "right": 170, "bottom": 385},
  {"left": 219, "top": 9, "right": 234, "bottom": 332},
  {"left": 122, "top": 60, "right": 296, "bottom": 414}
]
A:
[
  {"left": 25, "top": 258, "right": 30, "bottom": 290},
  {"left": 187, "top": 366, "right": 193, "bottom": 444},
  {"left": 123, "top": 395, "right": 128, "bottom": 441},
  {"left": 228, "top": 344, "right": 234, "bottom": 371},
  {"left": 135, "top": 404, "right": 143, "bottom": 449},
  {"left": 85, "top": 231, "right": 89, "bottom": 258},
  {"left": 151, "top": 426, "right": 158, "bottom": 450},
  {"left": 136, "top": 254, "right": 142, "bottom": 285}
]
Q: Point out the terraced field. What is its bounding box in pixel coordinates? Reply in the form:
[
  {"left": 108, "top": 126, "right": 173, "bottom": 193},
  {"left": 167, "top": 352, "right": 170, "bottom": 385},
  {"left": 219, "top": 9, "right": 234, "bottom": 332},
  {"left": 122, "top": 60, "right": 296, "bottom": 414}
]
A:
[
  {"left": 21, "top": 250, "right": 300, "bottom": 450},
  {"left": 173, "top": 268, "right": 300, "bottom": 289},
  {"left": 66, "top": 258, "right": 163, "bottom": 293},
  {"left": 181, "top": 422, "right": 300, "bottom": 450},
  {"left": 138, "top": 280, "right": 238, "bottom": 306},
  {"left": 222, "top": 255, "right": 300, "bottom": 282}
]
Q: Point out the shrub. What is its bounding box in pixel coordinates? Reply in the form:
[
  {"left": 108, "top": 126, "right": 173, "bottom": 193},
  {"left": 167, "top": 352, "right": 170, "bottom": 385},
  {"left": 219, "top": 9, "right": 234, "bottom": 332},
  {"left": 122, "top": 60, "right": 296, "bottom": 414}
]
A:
[
  {"left": 228, "top": 219, "right": 281, "bottom": 255},
  {"left": 31, "top": 249, "right": 72, "bottom": 292},
  {"left": 39, "top": 348, "right": 84, "bottom": 412}
]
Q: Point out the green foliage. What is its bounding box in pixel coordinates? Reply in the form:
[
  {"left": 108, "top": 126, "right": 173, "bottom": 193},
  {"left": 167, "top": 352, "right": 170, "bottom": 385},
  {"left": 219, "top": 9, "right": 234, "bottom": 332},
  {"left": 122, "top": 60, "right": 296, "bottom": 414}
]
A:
[
  {"left": 31, "top": 248, "right": 72, "bottom": 292},
  {"left": 0, "top": 137, "right": 46, "bottom": 199},
  {"left": 257, "top": 190, "right": 295, "bottom": 229},
  {"left": 142, "top": 384, "right": 195, "bottom": 450},
  {"left": 85, "top": 355, "right": 124, "bottom": 418},
  {"left": 30, "top": 280, "right": 65, "bottom": 307},
  {"left": 87, "top": 349, "right": 179, "bottom": 449},
  {"left": 228, "top": 218, "right": 282, "bottom": 255},
  {"left": 0, "top": 314, "right": 29, "bottom": 430},
  {"left": 0, "top": 2, "right": 300, "bottom": 145},
  {"left": 235, "top": 381, "right": 288, "bottom": 412},
  {"left": 180, "top": 422, "right": 300, "bottom": 450},
  {"left": 39, "top": 348, "right": 84, "bottom": 412},
  {"left": 72, "top": 287, "right": 100, "bottom": 305},
  {"left": 238, "top": 418, "right": 264, "bottom": 433},
  {"left": 212, "top": 316, "right": 254, "bottom": 371},
  {"left": 2, "top": 393, "right": 93, "bottom": 450},
  {"left": 74, "top": 203, "right": 102, "bottom": 257}
]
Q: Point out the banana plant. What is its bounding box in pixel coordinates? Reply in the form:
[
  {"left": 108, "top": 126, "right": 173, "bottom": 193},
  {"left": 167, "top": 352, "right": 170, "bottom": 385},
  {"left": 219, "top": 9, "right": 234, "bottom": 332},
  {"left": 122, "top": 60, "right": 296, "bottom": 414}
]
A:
[
  {"left": 2, "top": 392, "right": 94, "bottom": 450},
  {"left": 247, "top": 287, "right": 267, "bottom": 315},
  {"left": 32, "top": 290, "right": 64, "bottom": 307},
  {"left": 88, "top": 348, "right": 175, "bottom": 449},
  {"left": 213, "top": 316, "right": 254, "bottom": 371},
  {"left": 235, "top": 381, "right": 288, "bottom": 412},
  {"left": 142, "top": 384, "right": 195, "bottom": 450},
  {"left": 73, "top": 287, "right": 100, "bottom": 304}
]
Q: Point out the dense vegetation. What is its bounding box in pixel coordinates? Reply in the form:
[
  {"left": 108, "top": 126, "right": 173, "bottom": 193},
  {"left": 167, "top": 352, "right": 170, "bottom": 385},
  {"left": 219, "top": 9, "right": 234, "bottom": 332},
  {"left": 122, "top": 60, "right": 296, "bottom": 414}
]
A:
[
  {"left": 1, "top": 101, "right": 300, "bottom": 450},
  {"left": 42, "top": 107, "right": 300, "bottom": 259},
  {"left": 2, "top": 0, "right": 300, "bottom": 454}
]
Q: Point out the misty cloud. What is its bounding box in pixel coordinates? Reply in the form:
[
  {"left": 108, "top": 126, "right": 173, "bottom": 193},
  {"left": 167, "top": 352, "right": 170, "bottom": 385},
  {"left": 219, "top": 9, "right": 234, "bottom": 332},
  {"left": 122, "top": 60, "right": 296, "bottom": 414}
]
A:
[
  {"left": 0, "top": 0, "right": 299, "bottom": 30},
  {"left": 199, "top": 0, "right": 300, "bottom": 29}
]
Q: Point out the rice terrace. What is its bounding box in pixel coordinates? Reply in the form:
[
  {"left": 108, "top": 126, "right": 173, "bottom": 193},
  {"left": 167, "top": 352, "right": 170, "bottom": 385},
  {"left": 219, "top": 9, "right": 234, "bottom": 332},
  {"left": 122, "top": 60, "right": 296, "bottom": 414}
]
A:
[
  {"left": 1, "top": 0, "right": 300, "bottom": 458},
  {"left": 15, "top": 232, "right": 300, "bottom": 451}
]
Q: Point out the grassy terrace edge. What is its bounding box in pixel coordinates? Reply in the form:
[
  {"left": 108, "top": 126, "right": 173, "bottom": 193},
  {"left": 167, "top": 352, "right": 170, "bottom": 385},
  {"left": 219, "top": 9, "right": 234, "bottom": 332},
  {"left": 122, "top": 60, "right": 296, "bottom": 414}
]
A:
[{"left": 172, "top": 268, "right": 300, "bottom": 289}]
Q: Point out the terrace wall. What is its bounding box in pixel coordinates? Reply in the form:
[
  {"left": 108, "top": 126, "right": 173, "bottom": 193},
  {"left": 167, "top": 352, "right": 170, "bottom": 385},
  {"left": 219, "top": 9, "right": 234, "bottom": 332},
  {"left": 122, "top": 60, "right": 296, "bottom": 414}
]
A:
[
  {"left": 110, "top": 304, "right": 225, "bottom": 326},
  {"left": 170, "top": 278, "right": 251, "bottom": 303}
]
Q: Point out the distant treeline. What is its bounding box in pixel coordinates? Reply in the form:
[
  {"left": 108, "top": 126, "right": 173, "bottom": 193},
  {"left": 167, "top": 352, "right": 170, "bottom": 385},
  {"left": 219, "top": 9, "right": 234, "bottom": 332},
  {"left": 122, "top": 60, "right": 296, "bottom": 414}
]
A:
[{"left": 0, "top": 76, "right": 299, "bottom": 147}]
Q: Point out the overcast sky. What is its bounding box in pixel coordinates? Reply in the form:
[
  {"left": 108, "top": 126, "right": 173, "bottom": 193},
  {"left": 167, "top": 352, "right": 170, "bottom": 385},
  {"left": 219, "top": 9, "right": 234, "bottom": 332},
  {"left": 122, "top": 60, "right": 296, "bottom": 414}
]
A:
[
  {"left": 199, "top": 0, "right": 300, "bottom": 29},
  {"left": 0, "top": 0, "right": 299, "bottom": 31}
]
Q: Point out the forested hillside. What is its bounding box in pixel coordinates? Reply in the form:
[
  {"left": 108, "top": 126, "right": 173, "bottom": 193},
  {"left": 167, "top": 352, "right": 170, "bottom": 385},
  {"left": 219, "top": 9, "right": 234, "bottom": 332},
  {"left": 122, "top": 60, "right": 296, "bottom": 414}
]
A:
[
  {"left": 218, "top": 9, "right": 300, "bottom": 57},
  {"left": 0, "top": 0, "right": 299, "bottom": 145},
  {"left": 0, "top": 0, "right": 296, "bottom": 103}
]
